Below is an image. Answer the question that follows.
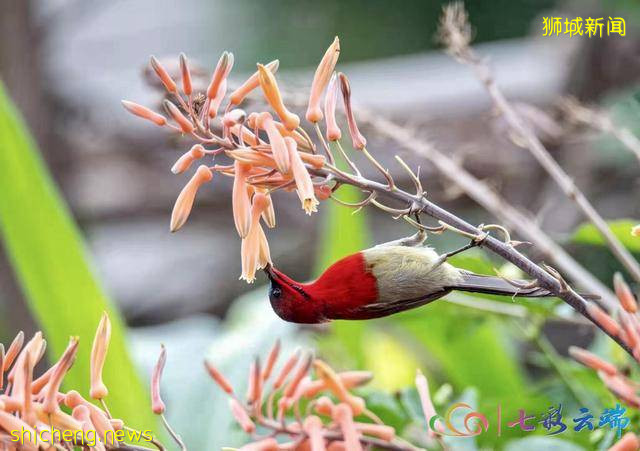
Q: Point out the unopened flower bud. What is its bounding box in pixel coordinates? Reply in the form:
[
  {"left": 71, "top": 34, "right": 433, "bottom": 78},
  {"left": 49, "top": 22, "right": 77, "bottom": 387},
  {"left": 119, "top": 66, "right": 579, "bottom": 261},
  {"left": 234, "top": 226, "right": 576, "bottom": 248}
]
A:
[
  {"left": 151, "top": 345, "right": 167, "bottom": 414},
  {"left": 307, "top": 37, "right": 340, "bottom": 123},
  {"left": 170, "top": 165, "right": 213, "bottom": 232},
  {"left": 90, "top": 312, "right": 111, "bottom": 400},
  {"left": 171, "top": 144, "right": 206, "bottom": 175},
  {"left": 338, "top": 73, "right": 366, "bottom": 150},
  {"left": 150, "top": 55, "right": 177, "bottom": 93},
  {"left": 164, "top": 100, "right": 194, "bottom": 134},
  {"left": 614, "top": 272, "right": 637, "bottom": 313},
  {"left": 179, "top": 53, "right": 193, "bottom": 96},
  {"left": 568, "top": 346, "right": 617, "bottom": 376},
  {"left": 122, "top": 101, "right": 167, "bottom": 126},
  {"left": 586, "top": 303, "right": 620, "bottom": 337},
  {"left": 229, "top": 398, "right": 255, "bottom": 433},
  {"left": 207, "top": 51, "right": 234, "bottom": 100},
  {"left": 230, "top": 59, "right": 279, "bottom": 106},
  {"left": 204, "top": 360, "right": 234, "bottom": 394},
  {"left": 257, "top": 64, "right": 300, "bottom": 131}
]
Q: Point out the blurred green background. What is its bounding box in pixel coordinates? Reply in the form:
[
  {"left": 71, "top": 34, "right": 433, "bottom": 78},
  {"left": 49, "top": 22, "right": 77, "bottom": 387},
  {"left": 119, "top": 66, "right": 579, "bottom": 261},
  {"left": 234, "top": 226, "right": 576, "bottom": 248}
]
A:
[{"left": 1, "top": 0, "right": 640, "bottom": 449}]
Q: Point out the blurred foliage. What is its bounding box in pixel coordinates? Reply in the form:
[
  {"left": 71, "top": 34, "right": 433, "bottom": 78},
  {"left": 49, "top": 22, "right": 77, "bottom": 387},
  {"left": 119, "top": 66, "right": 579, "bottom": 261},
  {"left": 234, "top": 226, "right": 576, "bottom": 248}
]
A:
[{"left": 0, "top": 82, "right": 156, "bottom": 431}]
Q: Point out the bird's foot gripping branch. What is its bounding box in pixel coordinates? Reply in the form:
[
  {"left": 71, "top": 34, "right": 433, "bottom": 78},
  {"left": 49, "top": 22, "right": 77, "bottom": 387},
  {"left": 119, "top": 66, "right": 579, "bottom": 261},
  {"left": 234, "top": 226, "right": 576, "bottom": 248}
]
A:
[{"left": 124, "top": 11, "right": 634, "bottom": 357}]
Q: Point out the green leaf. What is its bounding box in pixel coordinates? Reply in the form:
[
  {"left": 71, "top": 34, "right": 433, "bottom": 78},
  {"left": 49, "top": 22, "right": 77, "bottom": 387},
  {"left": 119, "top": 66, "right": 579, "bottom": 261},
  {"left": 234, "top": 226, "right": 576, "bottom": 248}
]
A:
[
  {"left": 571, "top": 220, "right": 640, "bottom": 252},
  {"left": 0, "top": 81, "right": 157, "bottom": 430}
]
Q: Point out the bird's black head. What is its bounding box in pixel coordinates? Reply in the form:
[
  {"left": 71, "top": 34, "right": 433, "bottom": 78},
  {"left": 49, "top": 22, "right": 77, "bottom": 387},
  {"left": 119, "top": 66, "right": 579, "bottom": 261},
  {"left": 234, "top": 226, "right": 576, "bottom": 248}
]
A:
[{"left": 263, "top": 265, "right": 322, "bottom": 324}]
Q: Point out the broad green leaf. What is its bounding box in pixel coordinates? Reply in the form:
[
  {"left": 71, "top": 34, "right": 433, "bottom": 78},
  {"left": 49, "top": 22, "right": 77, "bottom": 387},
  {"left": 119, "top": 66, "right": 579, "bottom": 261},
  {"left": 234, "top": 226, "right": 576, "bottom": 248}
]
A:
[
  {"left": 571, "top": 220, "right": 640, "bottom": 252},
  {"left": 0, "top": 81, "right": 156, "bottom": 430}
]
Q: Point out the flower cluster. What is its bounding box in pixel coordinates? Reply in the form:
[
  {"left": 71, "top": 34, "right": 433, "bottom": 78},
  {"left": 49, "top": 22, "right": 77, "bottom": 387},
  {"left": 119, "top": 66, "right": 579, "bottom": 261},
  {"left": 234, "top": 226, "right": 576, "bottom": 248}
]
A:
[
  {"left": 122, "top": 38, "right": 375, "bottom": 283},
  {"left": 203, "top": 340, "right": 439, "bottom": 450},
  {"left": 0, "top": 313, "right": 164, "bottom": 450},
  {"left": 569, "top": 273, "right": 640, "bottom": 450}
]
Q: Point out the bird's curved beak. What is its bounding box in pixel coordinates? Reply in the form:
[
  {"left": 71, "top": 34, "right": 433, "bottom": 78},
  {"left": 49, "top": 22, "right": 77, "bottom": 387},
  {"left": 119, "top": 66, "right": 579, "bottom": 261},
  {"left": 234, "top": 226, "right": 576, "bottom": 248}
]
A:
[{"left": 263, "top": 263, "right": 276, "bottom": 281}]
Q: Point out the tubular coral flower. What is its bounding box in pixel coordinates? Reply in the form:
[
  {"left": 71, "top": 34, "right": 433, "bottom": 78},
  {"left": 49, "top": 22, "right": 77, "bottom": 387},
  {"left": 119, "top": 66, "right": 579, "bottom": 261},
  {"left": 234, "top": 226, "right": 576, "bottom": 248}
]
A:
[
  {"left": 261, "top": 340, "right": 281, "bottom": 381},
  {"left": 150, "top": 55, "right": 178, "bottom": 93},
  {"left": 598, "top": 372, "right": 640, "bottom": 408},
  {"left": 240, "top": 193, "right": 271, "bottom": 282},
  {"left": 121, "top": 100, "right": 167, "bottom": 127},
  {"left": 324, "top": 72, "right": 342, "bottom": 141},
  {"left": 355, "top": 423, "right": 395, "bottom": 441},
  {"left": 179, "top": 53, "right": 192, "bottom": 96},
  {"left": 229, "top": 398, "right": 255, "bottom": 433},
  {"left": 164, "top": 100, "right": 194, "bottom": 134},
  {"left": 230, "top": 124, "right": 266, "bottom": 147},
  {"left": 43, "top": 337, "right": 79, "bottom": 414},
  {"left": 273, "top": 348, "right": 301, "bottom": 390},
  {"left": 303, "top": 415, "right": 327, "bottom": 451},
  {"left": 415, "top": 369, "right": 438, "bottom": 438},
  {"left": 283, "top": 354, "right": 313, "bottom": 398},
  {"left": 204, "top": 360, "right": 234, "bottom": 394},
  {"left": 208, "top": 79, "right": 227, "bottom": 119},
  {"left": 315, "top": 396, "right": 336, "bottom": 416},
  {"left": 0, "top": 411, "right": 37, "bottom": 447},
  {"left": 313, "top": 359, "right": 364, "bottom": 415},
  {"left": 569, "top": 346, "right": 617, "bottom": 376},
  {"left": 338, "top": 73, "right": 367, "bottom": 150},
  {"left": 257, "top": 64, "right": 300, "bottom": 131},
  {"left": 233, "top": 162, "right": 253, "bottom": 238},
  {"left": 610, "top": 432, "right": 640, "bottom": 451},
  {"left": 303, "top": 371, "right": 373, "bottom": 398},
  {"left": 333, "top": 403, "right": 363, "bottom": 451},
  {"left": 207, "top": 51, "right": 234, "bottom": 100},
  {"left": 306, "top": 36, "right": 340, "bottom": 123},
  {"left": 230, "top": 59, "right": 280, "bottom": 106},
  {"left": 614, "top": 272, "right": 637, "bottom": 313},
  {"left": 273, "top": 121, "right": 314, "bottom": 151},
  {"left": 286, "top": 137, "right": 318, "bottom": 215},
  {"left": 170, "top": 165, "right": 213, "bottom": 232},
  {"left": 171, "top": 144, "right": 206, "bottom": 175},
  {"left": 151, "top": 345, "right": 167, "bottom": 414},
  {"left": 586, "top": 303, "right": 621, "bottom": 337},
  {"left": 239, "top": 437, "right": 279, "bottom": 451},
  {"left": 259, "top": 190, "right": 276, "bottom": 229},
  {"left": 73, "top": 405, "right": 107, "bottom": 451},
  {"left": 246, "top": 360, "right": 260, "bottom": 404},
  {"left": 260, "top": 113, "right": 290, "bottom": 174},
  {"left": 3, "top": 331, "right": 24, "bottom": 373},
  {"left": 65, "top": 390, "right": 115, "bottom": 440},
  {"left": 90, "top": 312, "right": 111, "bottom": 400}
]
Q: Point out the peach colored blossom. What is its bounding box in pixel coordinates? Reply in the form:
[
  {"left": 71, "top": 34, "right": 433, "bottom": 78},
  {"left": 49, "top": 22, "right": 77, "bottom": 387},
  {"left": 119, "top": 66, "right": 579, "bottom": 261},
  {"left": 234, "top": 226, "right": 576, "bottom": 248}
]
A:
[
  {"left": 206, "top": 51, "right": 234, "bottom": 100},
  {"left": 415, "top": 369, "right": 438, "bottom": 438},
  {"left": 43, "top": 337, "right": 79, "bottom": 414},
  {"left": 332, "top": 403, "right": 362, "bottom": 451},
  {"left": 303, "top": 371, "right": 372, "bottom": 398},
  {"left": 355, "top": 423, "right": 395, "bottom": 441},
  {"left": 233, "top": 162, "right": 253, "bottom": 238},
  {"left": 586, "top": 303, "right": 621, "bottom": 337},
  {"left": 259, "top": 189, "right": 277, "bottom": 229},
  {"left": 223, "top": 109, "right": 247, "bottom": 128},
  {"left": 259, "top": 112, "right": 290, "bottom": 174},
  {"left": 230, "top": 124, "right": 266, "bottom": 147},
  {"left": 338, "top": 72, "right": 366, "bottom": 150},
  {"left": 65, "top": 390, "right": 115, "bottom": 440},
  {"left": 0, "top": 410, "right": 37, "bottom": 446},
  {"left": 303, "top": 415, "right": 327, "bottom": 451},
  {"left": 569, "top": 346, "right": 617, "bottom": 376},
  {"left": 208, "top": 79, "right": 227, "bottom": 119},
  {"left": 179, "top": 53, "right": 192, "bottom": 96},
  {"left": 273, "top": 121, "right": 314, "bottom": 151},
  {"left": 283, "top": 354, "right": 313, "bottom": 398},
  {"left": 73, "top": 405, "right": 106, "bottom": 451},
  {"left": 151, "top": 345, "right": 167, "bottom": 414},
  {"left": 90, "top": 312, "right": 111, "bottom": 400},
  {"left": 324, "top": 72, "right": 342, "bottom": 141},
  {"left": 170, "top": 165, "right": 213, "bottom": 232},
  {"left": 313, "top": 359, "right": 364, "bottom": 415},
  {"left": 307, "top": 37, "right": 340, "bottom": 123},
  {"left": 614, "top": 272, "right": 637, "bottom": 313},
  {"left": 609, "top": 432, "right": 640, "bottom": 451},
  {"left": 204, "top": 360, "right": 234, "bottom": 394},
  {"left": 273, "top": 348, "right": 302, "bottom": 390},
  {"left": 314, "top": 396, "right": 336, "bottom": 417},
  {"left": 257, "top": 64, "right": 300, "bottom": 131},
  {"left": 286, "top": 137, "right": 318, "bottom": 214},
  {"left": 3, "top": 331, "right": 24, "bottom": 372},
  {"left": 230, "top": 59, "right": 280, "bottom": 106},
  {"left": 164, "top": 100, "right": 194, "bottom": 134},
  {"left": 229, "top": 398, "right": 255, "bottom": 433},
  {"left": 150, "top": 55, "right": 177, "bottom": 93},
  {"left": 171, "top": 144, "right": 206, "bottom": 175},
  {"left": 122, "top": 100, "right": 167, "bottom": 126},
  {"left": 261, "top": 340, "right": 281, "bottom": 381},
  {"left": 240, "top": 193, "right": 271, "bottom": 282}
]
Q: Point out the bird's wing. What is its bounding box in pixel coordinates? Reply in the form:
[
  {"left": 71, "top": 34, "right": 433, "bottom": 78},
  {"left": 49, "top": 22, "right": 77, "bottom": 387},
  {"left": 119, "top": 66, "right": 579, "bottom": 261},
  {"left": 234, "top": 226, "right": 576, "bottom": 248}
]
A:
[
  {"left": 346, "top": 289, "right": 452, "bottom": 320},
  {"left": 451, "top": 271, "right": 551, "bottom": 297}
]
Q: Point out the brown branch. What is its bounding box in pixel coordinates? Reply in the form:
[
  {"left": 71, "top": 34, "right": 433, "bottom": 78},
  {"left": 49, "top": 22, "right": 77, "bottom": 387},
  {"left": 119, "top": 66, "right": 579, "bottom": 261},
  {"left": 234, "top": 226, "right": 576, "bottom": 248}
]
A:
[{"left": 438, "top": 3, "right": 640, "bottom": 285}]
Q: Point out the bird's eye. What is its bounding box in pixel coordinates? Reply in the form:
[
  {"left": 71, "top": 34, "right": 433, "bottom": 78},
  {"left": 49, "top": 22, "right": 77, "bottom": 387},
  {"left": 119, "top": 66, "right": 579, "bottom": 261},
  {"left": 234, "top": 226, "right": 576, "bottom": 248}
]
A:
[{"left": 271, "top": 286, "right": 282, "bottom": 299}]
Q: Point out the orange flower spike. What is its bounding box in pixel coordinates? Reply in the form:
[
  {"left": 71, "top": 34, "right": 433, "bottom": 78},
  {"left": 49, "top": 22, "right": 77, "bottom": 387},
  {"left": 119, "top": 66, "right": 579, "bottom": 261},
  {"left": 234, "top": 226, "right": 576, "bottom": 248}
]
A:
[
  {"left": 230, "top": 59, "right": 280, "bottom": 106},
  {"left": 303, "top": 415, "right": 327, "bottom": 451},
  {"left": 208, "top": 79, "right": 227, "bottom": 119},
  {"left": 415, "top": 369, "right": 438, "bottom": 438},
  {"left": 179, "top": 53, "right": 193, "bottom": 96},
  {"left": 286, "top": 137, "right": 319, "bottom": 215},
  {"left": 273, "top": 348, "right": 301, "bottom": 390},
  {"left": 261, "top": 339, "right": 281, "bottom": 381},
  {"left": 614, "top": 272, "right": 637, "bottom": 313},
  {"left": 307, "top": 37, "right": 340, "bottom": 124},
  {"left": 164, "top": 100, "right": 194, "bottom": 134},
  {"left": 283, "top": 354, "right": 313, "bottom": 398},
  {"left": 204, "top": 360, "right": 234, "bottom": 394},
  {"left": 338, "top": 73, "right": 367, "bottom": 150},
  {"left": 232, "top": 162, "right": 253, "bottom": 238},
  {"left": 151, "top": 345, "right": 167, "bottom": 415},
  {"left": 610, "top": 432, "right": 640, "bottom": 451},
  {"left": 586, "top": 303, "right": 621, "bottom": 337},
  {"left": 3, "top": 331, "right": 24, "bottom": 372},
  {"left": 121, "top": 100, "right": 167, "bottom": 127},
  {"left": 90, "top": 312, "right": 111, "bottom": 400},
  {"left": 43, "top": 337, "right": 79, "bottom": 414},
  {"left": 239, "top": 437, "right": 279, "bottom": 451},
  {"left": 324, "top": 72, "right": 342, "bottom": 141},
  {"left": 257, "top": 64, "right": 300, "bottom": 131},
  {"left": 170, "top": 165, "right": 213, "bottom": 232},
  {"left": 207, "top": 51, "right": 234, "bottom": 100},
  {"left": 171, "top": 144, "right": 206, "bottom": 175},
  {"left": 229, "top": 398, "right": 256, "bottom": 433},
  {"left": 569, "top": 346, "right": 617, "bottom": 376},
  {"left": 313, "top": 359, "right": 365, "bottom": 415},
  {"left": 355, "top": 423, "right": 395, "bottom": 442},
  {"left": 259, "top": 112, "right": 290, "bottom": 174},
  {"left": 150, "top": 55, "right": 178, "bottom": 94},
  {"left": 333, "top": 403, "right": 363, "bottom": 451}
]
